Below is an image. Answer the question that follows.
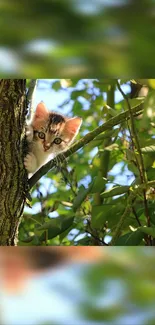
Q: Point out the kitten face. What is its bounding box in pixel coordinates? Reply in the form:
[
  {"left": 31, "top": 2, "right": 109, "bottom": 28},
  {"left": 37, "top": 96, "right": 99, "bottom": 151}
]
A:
[
  {"left": 24, "top": 102, "right": 82, "bottom": 173},
  {"left": 32, "top": 103, "right": 82, "bottom": 155}
]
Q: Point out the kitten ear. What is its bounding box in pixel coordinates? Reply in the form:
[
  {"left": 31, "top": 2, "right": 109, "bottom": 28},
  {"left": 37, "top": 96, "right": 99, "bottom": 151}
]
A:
[
  {"left": 65, "top": 117, "right": 82, "bottom": 137},
  {"left": 35, "top": 102, "right": 49, "bottom": 119}
]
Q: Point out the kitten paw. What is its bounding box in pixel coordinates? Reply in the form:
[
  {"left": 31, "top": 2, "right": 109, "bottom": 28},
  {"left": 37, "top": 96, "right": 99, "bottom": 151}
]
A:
[{"left": 24, "top": 153, "right": 37, "bottom": 173}]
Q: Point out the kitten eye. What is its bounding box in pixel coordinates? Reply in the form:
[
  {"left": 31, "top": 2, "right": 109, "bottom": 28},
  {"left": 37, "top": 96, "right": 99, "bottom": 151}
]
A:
[
  {"left": 53, "top": 137, "right": 62, "bottom": 145},
  {"left": 38, "top": 131, "right": 45, "bottom": 139}
]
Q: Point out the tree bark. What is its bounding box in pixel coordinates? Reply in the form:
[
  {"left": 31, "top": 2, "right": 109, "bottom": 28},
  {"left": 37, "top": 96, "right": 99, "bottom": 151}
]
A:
[{"left": 0, "top": 79, "right": 27, "bottom": 246}]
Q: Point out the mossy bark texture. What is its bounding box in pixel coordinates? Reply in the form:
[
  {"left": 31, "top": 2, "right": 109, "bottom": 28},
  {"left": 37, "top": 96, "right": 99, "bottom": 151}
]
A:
[{"left": 0, "top": 79, "right": 27, "bottom": 245}]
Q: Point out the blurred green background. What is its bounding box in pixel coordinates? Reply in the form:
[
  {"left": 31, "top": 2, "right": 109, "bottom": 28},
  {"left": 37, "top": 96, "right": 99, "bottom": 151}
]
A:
[
  {"left": 0, "top": 0, "right": 155, "bottom": 77},
  {"left": 1, "top": 247, "right": 155, "bottom": 325}
]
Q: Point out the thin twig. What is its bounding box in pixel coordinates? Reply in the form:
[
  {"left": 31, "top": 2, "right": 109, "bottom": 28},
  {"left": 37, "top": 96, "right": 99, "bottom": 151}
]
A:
[
  {"left": 86, "top": 229, "right": 108, "bottom": 246},
  {"left": 116, "top": 81, "right": 146, "bottom": 183},
  {"left": 131, "top": 205, "right": 150, "bottom": 246},
  {"left": 86, "top": 220, "right": 108, "bottom": 246},
  {"left": 116, "top": 81, "right": 151, "bottom": 245},
  {"left": 132, "top": 205, "right": 142, "bottom": 227},
  {"left": 110, "top": 196, "right": 132, "bottom": 246}
]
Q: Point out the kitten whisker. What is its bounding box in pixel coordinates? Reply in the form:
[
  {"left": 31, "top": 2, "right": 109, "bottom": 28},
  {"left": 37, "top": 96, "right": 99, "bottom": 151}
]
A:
[
  {"left": 55, "top": 156, "right": 59, "bottom": 167},
  {"left": 63, "top": 143, "right": 73, "bottom": 156},
  {"left": 60, "top": 153, "right": 67, "bottom": 165}
]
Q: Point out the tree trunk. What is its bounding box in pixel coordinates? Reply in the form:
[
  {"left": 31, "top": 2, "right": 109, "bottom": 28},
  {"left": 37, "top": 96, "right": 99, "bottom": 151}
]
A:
[{"left": 0, "top": 79, "right": 27, "bottom": 246}]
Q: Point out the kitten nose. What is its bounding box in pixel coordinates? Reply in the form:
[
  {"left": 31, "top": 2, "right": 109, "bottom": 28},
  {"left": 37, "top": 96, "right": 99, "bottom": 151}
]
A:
[{"left": 44, "top": 143, "right": 51, "bottom": 150}]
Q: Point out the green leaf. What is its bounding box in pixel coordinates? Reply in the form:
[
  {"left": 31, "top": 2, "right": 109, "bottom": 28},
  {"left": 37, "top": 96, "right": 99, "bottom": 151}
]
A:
[
  {"left": 37, "top": 217, "right": 62, "bottom": 231},
  {"left": 49, "top": 200, "right": 59, "bottom": 212},
  {"left": 104, "top": 106, "right": 118, "bottom": 117},
  {"left": 126, "top": 149, "right": 137, "bottom": 162},
  {"left": 101, "top": 186, "right": 129, "bottom": 198},
  {"left": 73, "top": 184, "right": 93, "bottom": 212},
  {"left": 61, "top": 215, "right": 74, "bottom": 232},
  {"left": 93, "top": 95, "right": 104, "bottom": 107},
  {"left": 94, "top": 79, "right": 116, "bottom": 92},
  {"left": 72, "top": 100, "right": 83, "bottom": 114},
  {"left": 90, "top": 176, "right": 107, "bottom": 194},
  {"left": 38, "top": 215, "right": 74, "bottom": 240},
  {"left": 59, "top": 225, "right": 73, "bottom": 241},
  {"left": 140, "top": 90, "right": 155, "bottom": 127},
  {"left": 20, "top": 235, "right": 40, "bottom": 246},
  {"left": 120, "top": 97, "right": 144, "bottom": 110},
  {"left": 141, "top": 146, "right": 155, "bottom": 153},
  {"left": 91, "top": 202, "right": 126, "bottom": 229},
  {"left": 20, "top": 235, "right": 35, "bottom": 243},
  {"left": 93, "top": 80, "right": 109, "bottom": 92},
  {"left": 143, "top": 90, "right": 155, "bottom": 113},
  {"left": 71, "top": 90, "right": 85, "bottom": 100},
  {"left": 52, "top": 80, "right": 62, "bottom": 91},
  {"left": 91, "top": 205, "right": 110, "bottom": 228},
  {"left": 139, "top": 226, "right": 155, "bottom": 238},
  {"left": 103, "top": 143, "right": 119, "bottom": 151},
  {"left": 148, "top": 79, "right": 155, "bottom": 89},
  {"left": 115, "top": 230, "right": 144, "bottom": 246}
]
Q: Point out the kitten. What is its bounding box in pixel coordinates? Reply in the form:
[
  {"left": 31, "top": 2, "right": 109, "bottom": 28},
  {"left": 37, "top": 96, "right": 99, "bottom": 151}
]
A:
[{"left": 24, "top": 102, "right": 82, "bottom": 174}]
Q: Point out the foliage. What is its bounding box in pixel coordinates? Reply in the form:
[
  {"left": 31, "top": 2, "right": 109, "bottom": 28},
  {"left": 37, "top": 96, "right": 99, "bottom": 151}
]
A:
[
  {"left": 18, "top": 78, "right": 155, "bottom": 246},
  {"left": 0, "top": 0, "right": 155, "bottom": 77},
  {"left": 77, "top": 248, "right": 155, "bottom": 324},
  {"left": 2, "top": 248, "right": 155, "bottom": 325}
]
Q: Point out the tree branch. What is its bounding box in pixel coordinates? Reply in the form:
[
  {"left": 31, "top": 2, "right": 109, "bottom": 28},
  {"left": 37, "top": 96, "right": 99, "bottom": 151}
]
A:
[
  {"left": 94, "top": 83, "right": 115, "bottom": 205},
  {"left": 116, "top": 81, "right": 151, "bottom": 242},
  {"left": 116, "top": 81, "right": 146, "bottom": 183},
  {"left": 28, "top": 104, "right": 143, "bottom": 190}
]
